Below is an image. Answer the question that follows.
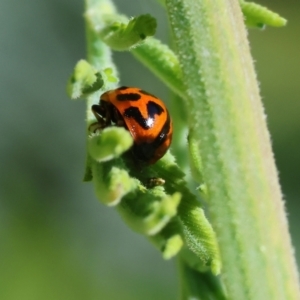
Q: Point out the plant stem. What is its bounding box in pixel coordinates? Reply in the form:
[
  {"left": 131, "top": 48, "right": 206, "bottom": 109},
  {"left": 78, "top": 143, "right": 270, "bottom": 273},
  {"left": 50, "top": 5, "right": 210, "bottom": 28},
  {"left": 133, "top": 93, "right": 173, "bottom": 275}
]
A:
[
  {"left": 178, "top": 258, "right": 226, "bottom": 300},
  {"left": 165, "top": 0, "right": 300, "bottom": 299},
  {"left": 84, "top": 0, "right": 118, "bottom": 121}
]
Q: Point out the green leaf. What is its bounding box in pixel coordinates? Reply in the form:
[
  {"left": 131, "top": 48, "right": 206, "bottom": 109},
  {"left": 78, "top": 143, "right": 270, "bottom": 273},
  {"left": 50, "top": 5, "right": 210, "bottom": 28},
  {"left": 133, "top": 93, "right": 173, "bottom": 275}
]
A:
[
  {"left": 66, "top": 60, "right": 104, "bottom": 99},
  {"left": 178, "top": 203, "right": 221, "bottom": 275},
  {"left": 131, "top": 38, "right": 185, "bottom": 99},
  {"left": 179, "top": 257, "right": 227, "bottom": 300},
  {"left": 240, "top": 1, "right": 287, "bottom": 28},
  {"left": 119, "top": 188, "right": 181, "bottom": 236},
  {"left": 92, "top": 159, "right": 138, "bottom": 206},
  {"left": 150, "top": 221, "right": 184, "bottom": 259},
  {"left": 187, "top": 130, "right": 204, "bottom": 185},
  {"left": 146, "top": 153, "right": 221, "bottom": 275},
  {"left": 88, "top": 127, "right": 133, "bottom": 162},
  {"left": 99, "top": 14, "right": 157, "bottom": 51}
]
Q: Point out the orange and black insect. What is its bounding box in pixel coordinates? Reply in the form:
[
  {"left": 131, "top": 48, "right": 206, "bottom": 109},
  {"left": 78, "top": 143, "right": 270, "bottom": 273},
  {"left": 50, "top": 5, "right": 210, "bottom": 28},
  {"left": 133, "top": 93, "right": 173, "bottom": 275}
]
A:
[{"left": 91, "top": 86, "right": 173, "bottom": 165}]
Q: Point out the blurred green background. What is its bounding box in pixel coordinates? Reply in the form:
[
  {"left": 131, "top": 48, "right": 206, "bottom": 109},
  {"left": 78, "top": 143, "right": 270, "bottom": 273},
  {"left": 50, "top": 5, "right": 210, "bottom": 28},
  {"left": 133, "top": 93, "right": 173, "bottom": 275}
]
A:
[{"left": 1, "top": 0, "right": 299, "bottom": 299}]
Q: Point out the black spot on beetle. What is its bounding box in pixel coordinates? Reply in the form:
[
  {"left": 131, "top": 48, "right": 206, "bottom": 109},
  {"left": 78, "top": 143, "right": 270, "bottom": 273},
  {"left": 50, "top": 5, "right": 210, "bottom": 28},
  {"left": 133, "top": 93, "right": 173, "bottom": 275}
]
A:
[
  {"left": 124, "top": 106, "right": 149, "bottom": 129},
  {"left": 123, "top": 101, "right": 164, "bottom": 129},
  {"left": 131, "top": 113, "right": 171, "bottom": 162},
  {"left": 116, "top": 93, "right": 141, "bottom": 101},
  {"left": 147, "top": 101, "right": 164, "bottom": 118}
]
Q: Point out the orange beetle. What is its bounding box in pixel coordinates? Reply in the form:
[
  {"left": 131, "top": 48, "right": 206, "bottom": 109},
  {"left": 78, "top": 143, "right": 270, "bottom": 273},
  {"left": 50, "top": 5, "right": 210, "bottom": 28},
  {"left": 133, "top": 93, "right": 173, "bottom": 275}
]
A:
[{"left": 91, "top": 86, "right": 173, "bottom": 165}]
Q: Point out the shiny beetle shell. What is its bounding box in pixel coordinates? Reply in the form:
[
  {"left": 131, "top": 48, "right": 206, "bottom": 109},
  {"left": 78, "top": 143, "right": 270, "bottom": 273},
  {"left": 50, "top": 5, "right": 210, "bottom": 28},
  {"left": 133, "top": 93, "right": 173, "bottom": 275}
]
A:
[{"left": 91, "top": 86, "right": 173, "bottom": 165}]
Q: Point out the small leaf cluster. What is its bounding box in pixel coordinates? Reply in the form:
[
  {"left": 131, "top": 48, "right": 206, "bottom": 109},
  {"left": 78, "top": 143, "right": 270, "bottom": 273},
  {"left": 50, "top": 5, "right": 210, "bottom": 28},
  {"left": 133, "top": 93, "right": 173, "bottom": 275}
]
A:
[{"left": 67, "top": 56, "right": 221, "bottom": 274}]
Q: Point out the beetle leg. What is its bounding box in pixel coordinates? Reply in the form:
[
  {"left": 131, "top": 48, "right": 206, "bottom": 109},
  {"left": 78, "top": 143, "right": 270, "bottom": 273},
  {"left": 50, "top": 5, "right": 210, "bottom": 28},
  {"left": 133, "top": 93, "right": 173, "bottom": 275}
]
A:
[
  {"left": 89, "top": 104, "right": 107, "bottom": 132},
  {"left": 91, "top": 104, "right": 106, "bottom": 123}
]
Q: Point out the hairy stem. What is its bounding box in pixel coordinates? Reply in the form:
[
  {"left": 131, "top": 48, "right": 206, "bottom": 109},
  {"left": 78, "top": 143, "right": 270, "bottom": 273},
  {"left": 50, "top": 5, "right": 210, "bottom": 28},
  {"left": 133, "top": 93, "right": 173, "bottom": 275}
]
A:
[{"left": 165, "top": 0, "right": 300, "bottom": 299}]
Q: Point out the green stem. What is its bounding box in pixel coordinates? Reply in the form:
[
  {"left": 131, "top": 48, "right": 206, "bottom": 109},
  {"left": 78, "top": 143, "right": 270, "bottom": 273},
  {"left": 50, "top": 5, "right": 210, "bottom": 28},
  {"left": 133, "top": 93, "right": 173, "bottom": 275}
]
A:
[
  {"left": 84, "top": 0, "right": 118, "bottom": 125},
  {"left": 165, "top": 0, "right": 300, "bottom": 299},
  {"left": 178, "top": 257, "right": 226, "bottom": 300},
  {"left": 85, "top": 0, "right": 117, "bottom": 67}
]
